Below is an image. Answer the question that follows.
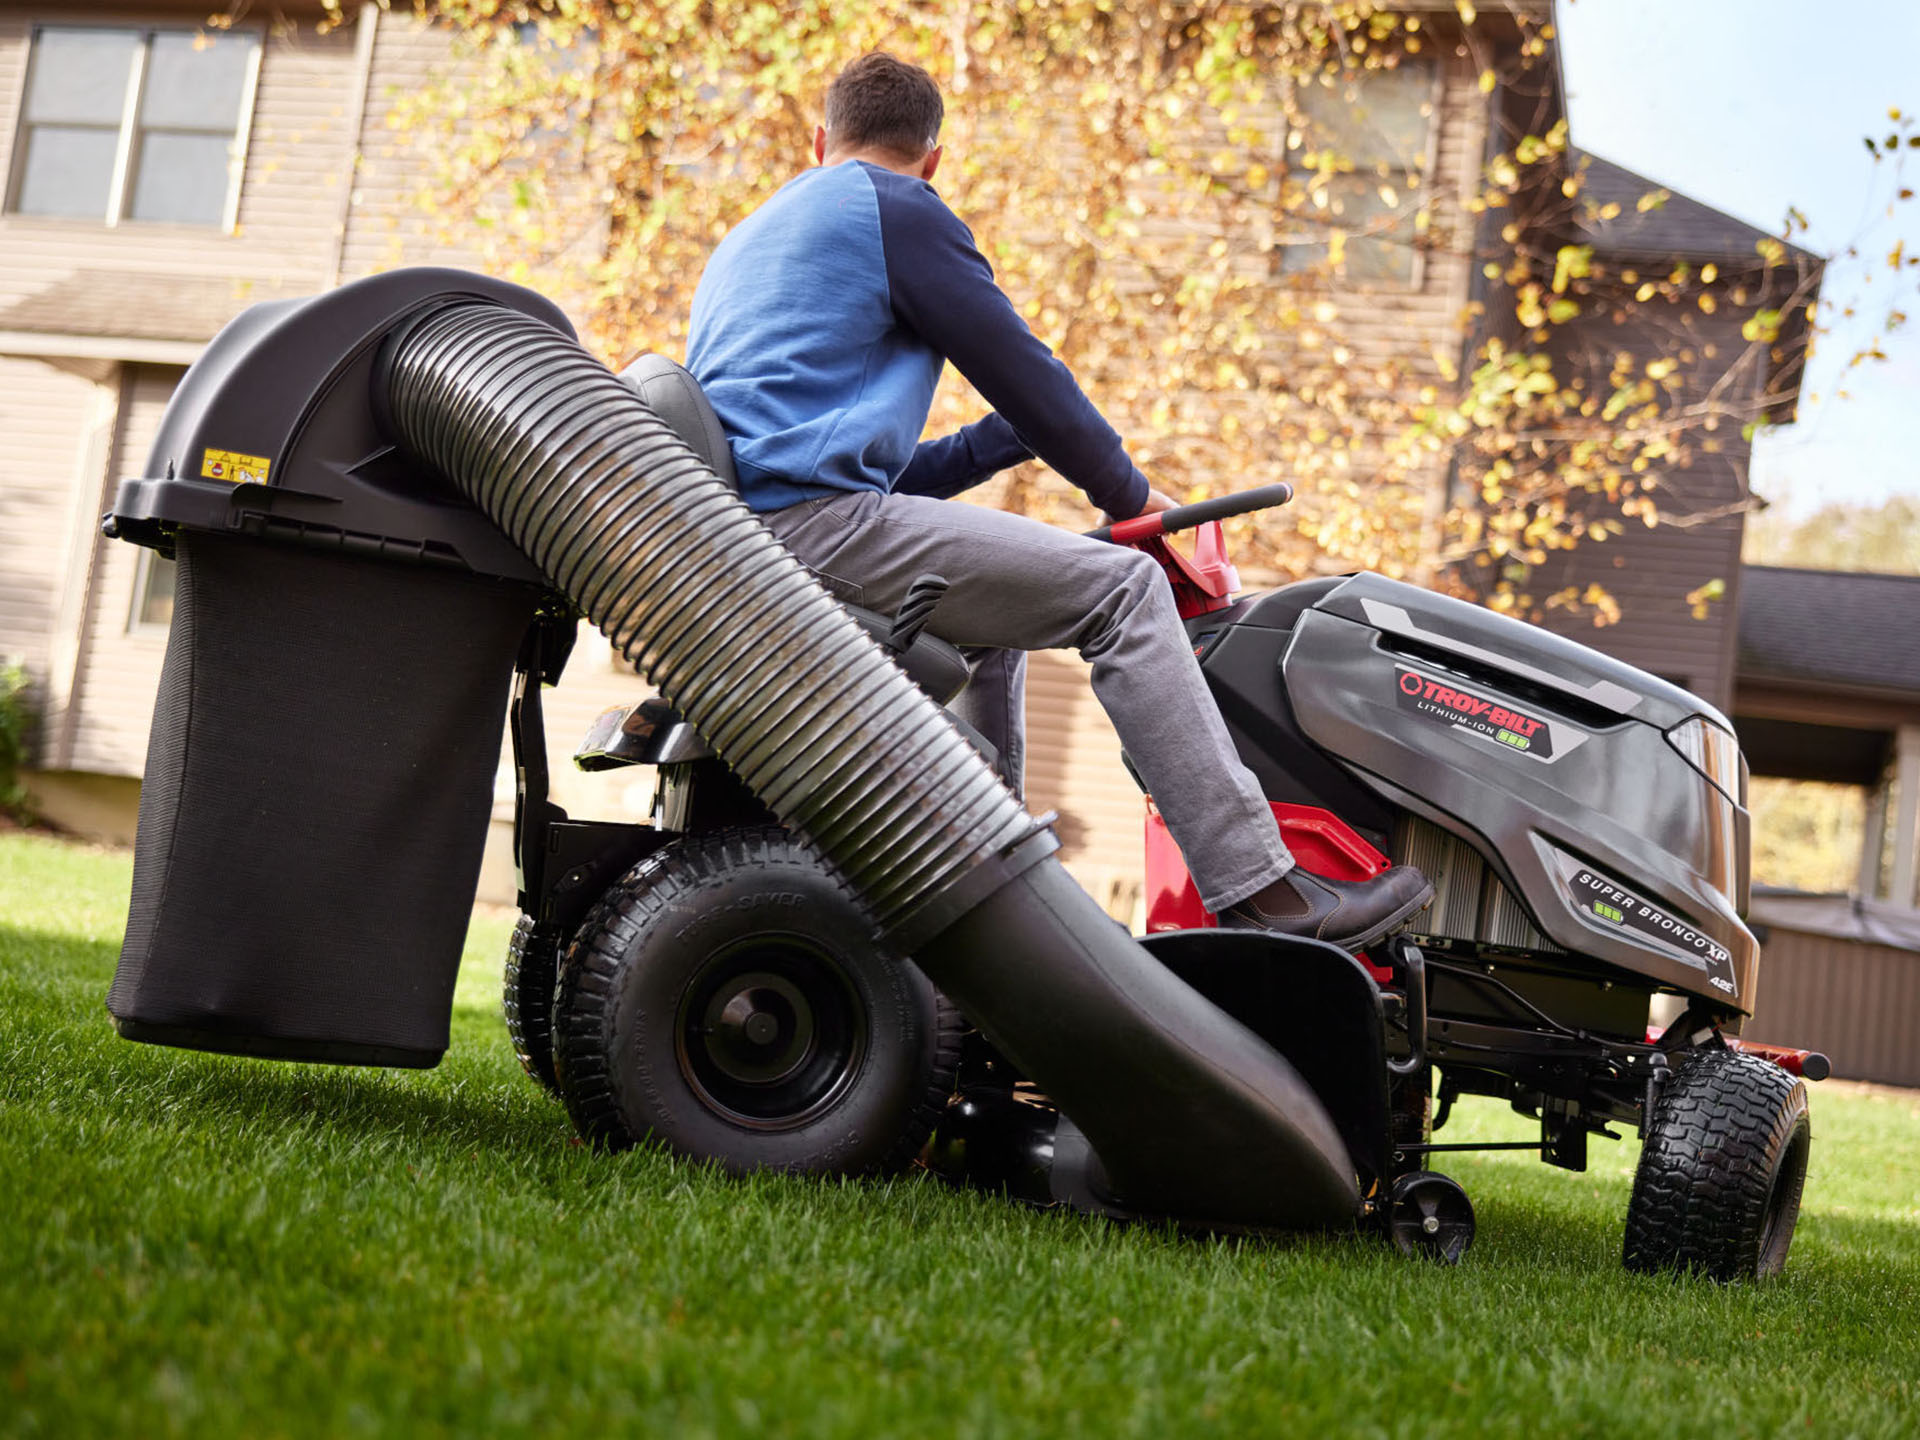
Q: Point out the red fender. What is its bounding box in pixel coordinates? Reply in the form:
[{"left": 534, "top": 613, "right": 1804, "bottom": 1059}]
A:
[{"left": 1145, "top": 800, "right": 1396, "bottom": 981}]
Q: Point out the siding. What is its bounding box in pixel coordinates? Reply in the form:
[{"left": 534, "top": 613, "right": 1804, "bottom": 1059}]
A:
[
  {"left": 0, "top": 7, "right": 1492, "bottom": 916},
  {"left": 229, "top": 14, "right": 360, "bottom": 266},
  {"left": 1024, "top": 650, "right": 1146, "bottom": 918},
  {"left": 62, "top": 363, "right": 178, "bottom": 776},
  {"left": 1527, "top": 502, "right": 1747, "bottom": 708},
  {"left": 1494, "top": 263, "right": 1766, "bottom": 714},
  {"left": 0, "top": 355, "right": 104, "bottom": 682},
  {"left": 1743, "top": 925, "right": 1920, "bottom": 1089},
  {"left": 336, "top": 15, "right": 487, "bottom": 282},
  {"left": 0, "top": 8, "right": 498, "bottom": 784},
  {"left": 1009, "top": 55, "right": 1489, "bottom": 896}
]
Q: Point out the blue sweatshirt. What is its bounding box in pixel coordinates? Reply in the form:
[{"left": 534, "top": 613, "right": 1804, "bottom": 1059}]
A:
[{"left": 686, "top": 160, "right": 1149, "bottom": 518}]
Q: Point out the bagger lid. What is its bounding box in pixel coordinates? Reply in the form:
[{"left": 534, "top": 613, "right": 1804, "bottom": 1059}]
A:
[{"left": 107, "top": 268, "right": 572, "bottom": 587}]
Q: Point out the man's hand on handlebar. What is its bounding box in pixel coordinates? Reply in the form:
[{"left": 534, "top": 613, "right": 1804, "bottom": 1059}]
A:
[
  {"left": 1084, "top": 482, "right": 1296, "bottom": 543},
  {"left": 1105, "top": 486, "right": 1179, "bottom": 526}
]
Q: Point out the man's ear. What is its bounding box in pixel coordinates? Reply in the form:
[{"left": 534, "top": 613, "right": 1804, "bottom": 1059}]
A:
[
  {"left": 921, "top": 144, "right": 943, "bottom": 182},
  {"left": 813, "top": 124, "right": 828, "bottom": 165}
]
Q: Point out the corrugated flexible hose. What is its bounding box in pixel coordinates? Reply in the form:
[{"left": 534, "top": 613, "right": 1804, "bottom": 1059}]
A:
[
  {"left": 382, "top": 301, "right": 1041, "bottom": 932},
  {"left": 378, "top": 299, "right": 1360, "bottom": 1228}
]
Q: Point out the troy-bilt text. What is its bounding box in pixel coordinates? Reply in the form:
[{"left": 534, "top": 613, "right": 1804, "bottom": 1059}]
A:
[
  {"left": 1398, "top": 671, "right": 1543, "bottom": 737},
  {"left": 1393, "top": 667, "right": 1556, "bottom": 758}
]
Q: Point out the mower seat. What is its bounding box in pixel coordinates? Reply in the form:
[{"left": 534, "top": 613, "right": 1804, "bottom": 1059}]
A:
[
  {"left": 616, "top": 355, "right": 971, "bottom": 705},
  {"left": 619, "top": 352, "right": 740, "bottom": 486}
]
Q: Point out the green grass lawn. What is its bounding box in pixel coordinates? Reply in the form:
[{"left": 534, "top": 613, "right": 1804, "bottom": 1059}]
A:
[{"left": 2, "top": 831, "right": 1917, "bottom": 1439}]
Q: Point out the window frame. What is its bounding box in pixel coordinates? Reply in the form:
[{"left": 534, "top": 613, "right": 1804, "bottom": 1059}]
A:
[
  {"left": 1275, "top": 54, "right": 1444, "bottom": 292},
  {"left": 127, "top": 545, "right": 174, "bottom": 634},
  {"left": 5, "top": 20, "right": 265, "bottom": 232}
]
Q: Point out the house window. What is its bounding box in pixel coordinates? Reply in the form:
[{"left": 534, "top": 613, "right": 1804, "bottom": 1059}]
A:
[
  {"left": 7, "top": 25, "right": 262, "bottom": 229},
  {"left": 1279, "top": 58, "right": 1437, "bottom": 286},
  {"left": 132, "top": 550, "right": 175, "bottom": 630}
]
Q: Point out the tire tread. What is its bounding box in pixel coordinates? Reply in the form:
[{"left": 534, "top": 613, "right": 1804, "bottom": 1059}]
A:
[
  {"left": 503, "top": 913, "right": 564, "bottom": 1097},
  {"left": 1623, "top": 1047, "right": 1810, "bottom": 1280},
  {"left": 552, "top": 825, "right": 960, "bottom": 1173}
]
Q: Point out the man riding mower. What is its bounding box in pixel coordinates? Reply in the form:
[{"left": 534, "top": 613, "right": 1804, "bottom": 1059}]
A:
[
  {"left": 101, "top": 265, "right": 1822, "bottom": 1279},
  {"left": 98, "top": 56, "right": 1821, "bottom": 1282}
]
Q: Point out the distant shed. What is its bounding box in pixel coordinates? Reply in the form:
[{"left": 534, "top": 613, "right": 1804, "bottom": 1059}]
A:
[
  {"left": 1743, "top": 891, "right": 1920, "bottom": 1089},
  {"left": 1732, "top": 565, "right": 1920, "bottom": 1085}
]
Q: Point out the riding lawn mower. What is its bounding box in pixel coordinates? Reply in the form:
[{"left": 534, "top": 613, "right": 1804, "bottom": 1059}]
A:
[{"left": 100, "top": 268, "right": 1825, "bottom": 1280}]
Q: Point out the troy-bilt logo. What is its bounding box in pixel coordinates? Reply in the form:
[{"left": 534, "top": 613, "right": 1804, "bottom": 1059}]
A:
[{"left": 1395, "top": 667, "right": 1554, "bottom": 758}]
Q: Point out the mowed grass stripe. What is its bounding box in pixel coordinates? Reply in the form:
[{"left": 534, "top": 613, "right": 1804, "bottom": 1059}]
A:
[{"left": 1, "top": 831, "right": 1916, "bottom": 1438}]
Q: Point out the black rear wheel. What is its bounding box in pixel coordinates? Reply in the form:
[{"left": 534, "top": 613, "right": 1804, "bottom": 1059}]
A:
[
  {"left": 503, "top": 913, "right": 565, "bottom": 1098},
  {"left": 552, "top": 826, "right": 961, "bottom": 1175},
  {"left": 1623, "top": 1047, "right": 1811, "bottom": 1281}
]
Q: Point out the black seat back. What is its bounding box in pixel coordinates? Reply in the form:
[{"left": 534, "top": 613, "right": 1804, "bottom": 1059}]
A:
[
  {"left": 614, "top": 355, "right": 971, "bottom": 706},
  {"left": 618, "top": 354, "right": 739, "bottom": 487}
]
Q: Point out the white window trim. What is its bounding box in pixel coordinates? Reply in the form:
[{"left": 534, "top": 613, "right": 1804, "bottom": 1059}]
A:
[
  {"left": 103, "top": 36, "right": 146, "bottom": 226},
  {"left": 222, "top": 35, "right": 265, "bottom": 234},
  {"left": 127, "top": 544, "right": 172, "bottom": 635},
  {"left": 7, "top": 21, "right": 265, "bottom": 234}
]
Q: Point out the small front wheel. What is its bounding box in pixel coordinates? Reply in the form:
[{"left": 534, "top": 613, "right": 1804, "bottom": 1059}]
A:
[
  {"left": 1387, "top": 1171, "right": 1474, "bottom": 1264},
  {"left": 1623, "top": 1047, "right": 1811, "bottom": 1281},
  {"left": 552, "top": 827, "right": 961, "bottom": 1175}
]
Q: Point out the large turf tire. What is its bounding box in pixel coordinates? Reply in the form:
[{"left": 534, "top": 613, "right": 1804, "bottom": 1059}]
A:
[
  {"left": 552, "top": 826, "right": 962, "bottom": 1176},
  {"left": 1623, "top": 1047, "right": 1811, "bottom": 1281},
  {"left": 503, "top": 913, "right": 565, "bottom": 1098}
]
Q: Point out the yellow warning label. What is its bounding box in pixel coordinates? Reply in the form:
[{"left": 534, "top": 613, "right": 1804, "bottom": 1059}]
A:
[{"left": 200, "top": 448, "right": 271, "bottom": 486}]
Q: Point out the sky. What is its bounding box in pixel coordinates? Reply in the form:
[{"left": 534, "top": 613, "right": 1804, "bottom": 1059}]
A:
[{"left": 1554, "top": 0, "right": 1920, "bottom": 517}]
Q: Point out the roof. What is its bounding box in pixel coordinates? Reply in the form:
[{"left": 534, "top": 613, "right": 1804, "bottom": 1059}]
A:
[
  {"left": 1572, "top": 152, "right": 1821, "bottom": 268},
  {"left": 1737, "top": 564, "right": 1920, "bottom": 694},
  {"left": 1750, "top": 888, "right": 1920, "bottom": 955},
  {"left": 0, "top": 270, "right": 291, "bottom": 346}
]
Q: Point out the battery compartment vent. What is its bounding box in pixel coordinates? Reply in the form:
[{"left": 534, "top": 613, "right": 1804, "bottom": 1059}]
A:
[{"left": 1392, "top": 815, "right": 1561, "bottom": 953}]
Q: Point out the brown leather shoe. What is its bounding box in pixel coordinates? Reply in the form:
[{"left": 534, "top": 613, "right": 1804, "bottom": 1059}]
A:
[{"left": 1219, "top": 865, "right": 1434, "bottom": 952}]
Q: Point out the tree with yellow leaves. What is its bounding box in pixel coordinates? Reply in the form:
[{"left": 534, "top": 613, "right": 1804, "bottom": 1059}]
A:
[{"left": 328, "top": 0, "right": 1900, "bottom": 624}]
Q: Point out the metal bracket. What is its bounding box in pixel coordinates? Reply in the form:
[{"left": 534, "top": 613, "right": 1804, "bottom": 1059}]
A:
[
  {"left": 1384, "top": 936, "right": 1428, "bottom": 1078},
  {"left": 1640, "top": 1049, "right": 1672, "bottom": 1139},
  {"left": 509, "top": 619, "right": 568, "bottom": 911}
]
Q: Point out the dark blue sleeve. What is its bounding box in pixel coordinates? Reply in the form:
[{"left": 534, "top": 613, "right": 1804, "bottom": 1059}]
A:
[
  {"left": 894, "top": 412, "right": 1033, "bottom": 499},
  {"left": 872, "top": 174, "right": 1151, "bottom": 518}
]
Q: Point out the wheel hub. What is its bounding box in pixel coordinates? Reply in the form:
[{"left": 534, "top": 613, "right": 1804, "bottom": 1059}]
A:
[
  {"left": 676, "top": 941, "right": 867, "bottom": 1131},
  {"left": 704, "top": 973, "right": 815, "bottom": 1085}
]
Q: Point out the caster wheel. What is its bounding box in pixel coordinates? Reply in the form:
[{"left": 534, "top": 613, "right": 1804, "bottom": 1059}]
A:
[{"left": 1388, "top": 1170, "right": 1475, "bottom": 1264}]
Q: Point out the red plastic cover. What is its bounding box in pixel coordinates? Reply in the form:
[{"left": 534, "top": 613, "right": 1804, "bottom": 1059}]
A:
[{"left": 1145, "top": 800, "right": 1395, "bottom": 978}]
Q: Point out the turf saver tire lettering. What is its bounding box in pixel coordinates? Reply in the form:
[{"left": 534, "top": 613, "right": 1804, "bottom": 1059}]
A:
[
  {"left": 551, "top": 826, "right": 961, "bottom": 1174},
  {"left": 502, "top": 914, "right": 565, "bottom": 1099},
  {"left": 1623, "top": 1048, "right": 1811, "bottom": 1281}
]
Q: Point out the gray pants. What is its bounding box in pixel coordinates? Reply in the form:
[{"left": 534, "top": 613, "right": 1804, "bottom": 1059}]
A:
[{"left": 762, "top": 492, "right": 1294, "bottom": 911}]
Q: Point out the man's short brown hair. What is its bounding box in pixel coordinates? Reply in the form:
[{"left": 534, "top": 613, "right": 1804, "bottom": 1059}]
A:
[{"left": 824, "top": 53, "right": 943, "bottom": 160}]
